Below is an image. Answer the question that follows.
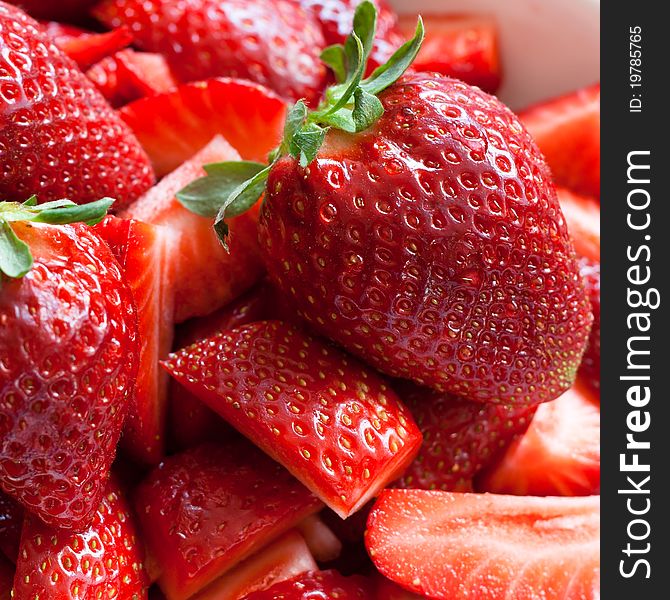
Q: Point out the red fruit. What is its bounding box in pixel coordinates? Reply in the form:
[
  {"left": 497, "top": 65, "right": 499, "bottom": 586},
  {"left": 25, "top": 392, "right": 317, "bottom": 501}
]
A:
[
  {"left": 557, "top": 187, "right": 600, "bottom": 262},
  {"left": 577, "top": 259, "right": 600, "bottom": 394},
  {"left": 0, "top": 493, "right": 22, "bottom": 562},
  {"left": 134, "top": 441, "right": 322, "bottom": 600},
  {"left": 0, "top": 555, "right": 12, "bottom": 600},
  {"left": 399, "top": 14, "right": 501, "bottom": 93},
  {"left": 123, "top": 135, "right": 265, "bottom": 322},
  {"left": 13, "top": 479, "right": 148, "bottom": 599},
  {"left": 0, "top": 222, "right": 138, "bottom": 530},
  {"left": 478, "top": 379, "right": 600, "bottom": 496},
  {"left": 5, "top": 0, "right": 97, "bottom": 20},
  {"left": 95, "top": 216, "right": 176, "bottom": 465},
  {"left": 163, "top": 321, "right": 422, "bottom": 518},
  {"left": 121, "top": 78, "right": 286, "bottom": 177},
  {"left": 260, "top": 73, "right": 592, "bottom": 405},
  {"left": 521, "top": 84, "right": 601, "bottom": 199},
  {"left": 0, "top": 3, "right": 154, "bottom": 208},
  {"left": 296, "top": 515, "right": 342, "bottom": 563},
  {"left": 241, "top": 569, "right": 373, "bottom": 599},
  {"left": 374, "top": 575, "right": 425, "bottom": 600},
  {"left": 366, "top": 489, "right": 600, "bottom": 600},
  {"left": 94, "top": 0, "right": 327, "bottom": 102},
  {"left": 393, "top": 382, "right": 536, "bottom": 491}
]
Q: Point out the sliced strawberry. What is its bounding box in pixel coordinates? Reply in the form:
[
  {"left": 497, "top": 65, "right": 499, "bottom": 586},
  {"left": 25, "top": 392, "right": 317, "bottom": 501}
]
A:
[
  {"left": 241, "top": 569, "right": 373, "bottom": 599},
  {"left": 557, "top": 187, "right": 600, "bottom": 261},
  {"left": 13, "top": 479, "right": 148, "bottom": 599},
  {"left": 0, "top": 555, "right": 12, "bottom": 600},
  {"left": 399, "top": 14, "right": 501, "bottom": 93},
  {"left": 123, "top": 135, "right": 265, "bottom": 322},
  {"left": 163, "top": 321, "right": 422, "bottom": 518},
  {"left": 373, "top": 575, "right": 425, "bottom": 600},
  {"left": 120, "top": 78, "right": 287, "bottom": 177},
  {"left": 393, "top": 382, "right": 536, "bottom": 492},
  {"left": 95, "top": 216, "right": 176, "bottom": 465},
  {"left": 521, "top": 84, "right": 601, "bottom": 199},
  {"left": 135, "top": 440, "right": 322, "bottom": 600},
  {"left": 296, "top": 515, "right": 342, "bottom": 563},
  {"left": 578, "top": 259, "right": 600, "bottom": 395},
  {"left": 366, "top": 490, "right": 600, "bottom": 600},
  {"left": 194, "top": 530, "right": 317, "bottom": 600},
  {"left": 477, "top": 378, "right": 600, "bottom": 496},
  {"left": 0, "top": 493, "right": 22, "bottom": 563}
]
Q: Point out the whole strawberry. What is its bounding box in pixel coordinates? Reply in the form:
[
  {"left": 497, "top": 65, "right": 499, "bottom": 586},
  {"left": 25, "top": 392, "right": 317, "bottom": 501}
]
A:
[
  {"left": 181, "top": 3, "right": 592, "bottom": 406},
  {"left": 94, "top": 0, "right": 327, "bottom": 103},
  {"left": 0, "top": 198, "right": 139, "bottom": 530},
  {"left": 0, "top": 2, "right": 154, "bottom": 208}
]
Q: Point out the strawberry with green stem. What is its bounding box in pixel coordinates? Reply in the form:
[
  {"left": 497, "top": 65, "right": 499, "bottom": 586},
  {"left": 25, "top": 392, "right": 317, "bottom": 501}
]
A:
[{"left": 178, "top": 1, "right": 592, "bottom": 407}]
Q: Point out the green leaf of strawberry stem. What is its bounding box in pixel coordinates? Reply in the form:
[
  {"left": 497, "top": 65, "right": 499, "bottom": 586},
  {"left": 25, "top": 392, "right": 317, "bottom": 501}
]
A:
[
  {"left": 31, "top": 197, "right": 114, "bottom": 226},
  {"left": 0, "top": 218, "right": 34, "bottom": 279},
  {"left": 320, "top": 44, "right": 346, "bottom": 83},
  {"left": 352, "top": 88, "right": 384, "bottom": 131}
]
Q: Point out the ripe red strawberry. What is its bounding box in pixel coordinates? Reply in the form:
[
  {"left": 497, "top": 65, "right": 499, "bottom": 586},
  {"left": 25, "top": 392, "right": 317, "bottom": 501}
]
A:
[
  {"left": 557, "top": 187, "right": 600, "bottom": 262},
  {"left": 134, "top": 440, "right": 322, "bottom": 600},
  {"left": 392, "top": 382, "right": 536, "bottom": 491},
  {"left": 5, "top": 0, "right": 97, "bottom": 20},
  {"left": 0, "top": 492, "right": 22, "bottom": 562},
  {"left": 241, "top": 569, "right": 374, "bottom": 599},
  {"left": 0, "top": 200, "right": 139, "bottom": 530},
  {"left": 577, "top": 259, "right": 600, "bottom": 394},
  {"left": 163, "top": 320, "right": 422, "bottom": 518},
  {"left": 398, "top": 14, "right": 501, "bottom": 93},
  {"left": 13, "top": 479, "right": 149, "bottom": 599},
  {"left": 478, "top": 378, "right": 600, "bottom": 496},
  {"left": 373, "top": 575, "right": 425, "bottom": 600},
  {"left": 366, "top": 490, "right": 600, "bottom": 600},
  {"left": 123, "top": 135, "right": 265, "bottom": 322},
  {"left": 94, "top": 0, "right": 327, "bottom": 102},
  {"left": 120, "top": 78, "right": 287, "bottom": 177},
  {"left": 0, "top": 3, "right": 154, "bottom": 208},
  {"left": 521, "top": 84, "right": 600, "bottom": 199},
  {"left": 95, "top": 216, "right": 176, "bottom": 465}
]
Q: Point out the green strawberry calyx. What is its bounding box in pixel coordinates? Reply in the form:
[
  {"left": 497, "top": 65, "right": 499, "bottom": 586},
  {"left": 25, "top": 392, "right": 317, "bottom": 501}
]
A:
[
  {"left": 176, "top": 1, "right": 424, "bottom": 247},
  {"left": 0, "top": 196, "right": 114, "bottom": 279}
]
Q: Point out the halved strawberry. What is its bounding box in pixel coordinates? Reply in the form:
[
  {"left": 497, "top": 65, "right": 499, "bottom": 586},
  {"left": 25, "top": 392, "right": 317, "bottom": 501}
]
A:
[
  {"left": 373, "top": 575, "right": 425, "bottom": 600},
  {"left": 578, "top": 259, "right": 600, "bottom": 395},
  {"left": 241, "top": 569, "right": 373, "bottom": 599},
  {"left": 120, "top": 78, "right": 287, "bottom": 177},
  {"left": 13, "top": 479, "right": 148, "bottom": 599},
  {"left": 123, "top": 135, "right": 265, "bottom": 322},
  {"left": 393, "top": 382, "right": 536, "bottom": 491},
  {"left": 0, "top": 493, "right": 22, "bottom": 563},
  {"left": 366, "top": 490, "right": 600, "bottom": 600},
  {"left": 398, "top": 14, "right": 501, "bottom": 93},
  {"left": 135, "top": 440, "right": 322, "bottom": 600},
  {"left": 162, "top": 321, "right": 422, "bottom": 518},
  {"left": 194, "top": 530, "right": 317, "bottom": 600},
  {"left": 0, "top": 555, "right": 12, "bottom": 600},
  {"left": 477, "top": 378, "right": 600, "bottom": 496},
  {"left": 521, "top": 84, "right": 600, "bottom": 199},
  {"left": 557, "top": 187, "right": 600, "bottom": 262},
  {"left": 95, "top": 216, "right": 176, "bottom": 465}
]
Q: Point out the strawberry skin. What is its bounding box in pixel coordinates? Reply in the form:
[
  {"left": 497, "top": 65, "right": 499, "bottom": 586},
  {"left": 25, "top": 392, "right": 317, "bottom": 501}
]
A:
[
  {"left": 0, "top": 492, "right": 22, "bottom": 562},
  {"left": 0, "top": 222, "right": 139, "bottom": 530},
  {"left": 162, "top": 320, "right": 422, "bottom": 518},
  {"left": 14, "top": 479, "right": 148, "bottom": 599},
  {"left": 241, "top": 569, "right": 373, "bottom": 599},
  {"left": 260, "top": 73, "right": 592, "bottom": 405},
  {"left": 94, "top": 0, "right": 327, "bottom": 102},
  {"left": 0, "top": 3, "right": 154, "bottom": 208},
  {"left": 134, "top": 440, "right": 322, "bottom": 600},
  {"left": 478, "top": 378, "right": 600, "bottom": 496},
  {"left": 393, "top": 382, "right": 536, "bottom": 491},
  {"left": 95, "top": 216, "right": 176, "bottom": 465},
  {"left": 366, "top": 489, "right": 600, "bottom": 600}
]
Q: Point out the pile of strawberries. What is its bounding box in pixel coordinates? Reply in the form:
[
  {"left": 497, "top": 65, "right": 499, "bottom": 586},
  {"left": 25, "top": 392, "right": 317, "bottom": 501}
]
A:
[{"left": 0, "top": 1, "right": 600, "bottom": 598}]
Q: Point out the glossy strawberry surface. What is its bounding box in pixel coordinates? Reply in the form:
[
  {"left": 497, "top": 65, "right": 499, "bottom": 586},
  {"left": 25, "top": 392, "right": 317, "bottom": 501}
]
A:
[
  {"left": 134, "top": 440, "right": 322, "bottom": 600},
  {"left": 0, "top": 3, "right": 154, "bottom": 208},
  {"left": 94, "top": 0, "right": 327, "bottom": 102},
  {"left": 163, "top": 320, "right": 422, "bottom": 518},
  {"left": 0, "top": 222, "right": 138, "bottom": 529},
  {"left": 260, "top": 73, "right": 592, "bottom": 405},
  {"left": 241, "top": 569, "right": 373, "bottom": 599}
]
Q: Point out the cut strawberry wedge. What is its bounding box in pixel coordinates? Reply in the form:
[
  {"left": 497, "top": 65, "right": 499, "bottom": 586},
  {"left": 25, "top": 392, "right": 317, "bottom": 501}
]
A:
[
  {"left": 123, "top": 135, "right": 265, "bottom": 322},
  {"left": 366, "top": 490, "right": 600, "bottom": 600},
  {"left": 0, "top": 492, "right": 22, "bottom": 563},
  {"left": 120, "top": 78, "right": 287, "bottom": 177},
  {"left": 240, "top": 569, "right": 374, "bottom": 599},
  {"left": 557, "top": 187, "right": 600, "bottom": 261},
  {"left": 521, "top": 84, "right": 600, "bottom": 199},
  {"left": 374, "top": 575, "right": 426, "bottom": 600},
  {"left": 135, "top": 440, "right": 322, "bottom": 600},
  {"left": 162, "top": 321, "right": 422, "bottom": 519},
  {"left": 95, "top": 216, "right": 175, "bottom": 465},
  {"left": 477, "top": 378, "right": 600, "bottom": 496},
  {"left": 398, "top": 14, "right": 501, "bottom": 93}
]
